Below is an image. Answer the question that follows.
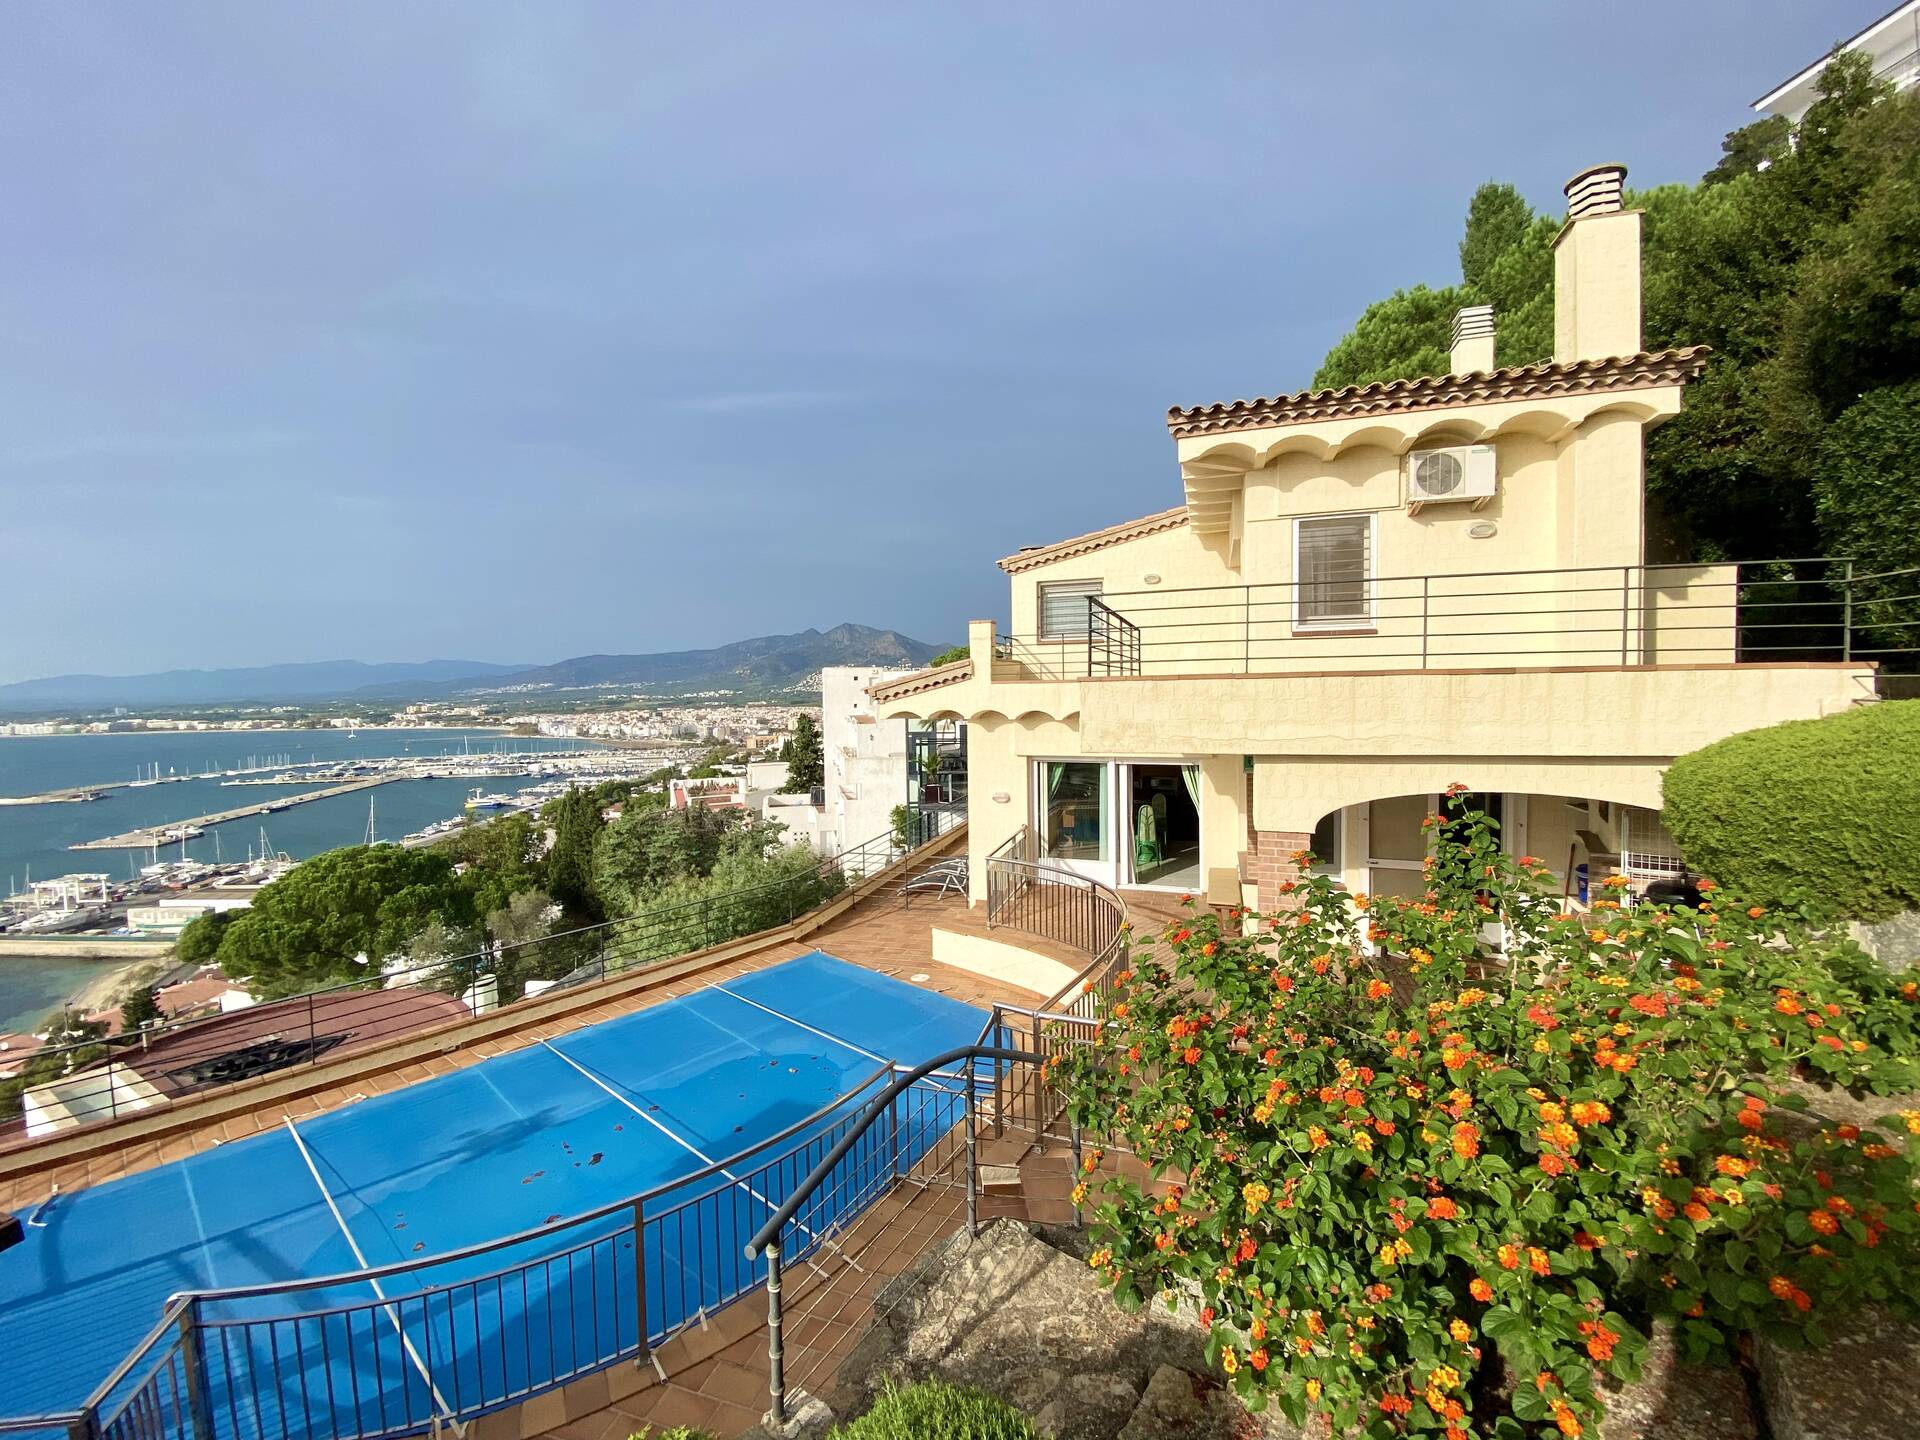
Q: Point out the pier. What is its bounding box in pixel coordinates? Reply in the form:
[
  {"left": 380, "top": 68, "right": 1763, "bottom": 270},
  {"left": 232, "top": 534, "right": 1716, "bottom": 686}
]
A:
[{"left": 69, "top": 777, "right": 398, "bottom": 851}]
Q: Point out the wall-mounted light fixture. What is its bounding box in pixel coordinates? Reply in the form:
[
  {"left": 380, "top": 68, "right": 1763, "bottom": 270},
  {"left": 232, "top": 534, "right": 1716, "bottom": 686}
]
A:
[
  {"left": 991, "top": 792, "right": 1010, "bottom": 804},
  {"left": 1468, "top": 521, "right": 1498, "bottom": 539},
  {"left": 1143, "top": 573, "right": 1162, "bottom": 585}
]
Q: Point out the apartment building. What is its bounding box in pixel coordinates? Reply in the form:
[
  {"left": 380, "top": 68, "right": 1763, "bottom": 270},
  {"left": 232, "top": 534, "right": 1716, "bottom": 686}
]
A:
[{"left": 873, "top": 163, "right": 1878, "bottom": 914}]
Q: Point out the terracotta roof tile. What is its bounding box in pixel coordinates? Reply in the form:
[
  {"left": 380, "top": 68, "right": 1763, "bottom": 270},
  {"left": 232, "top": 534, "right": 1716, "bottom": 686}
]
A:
[
  {"left": 1165, "top": 347, "right": 1710, "bottom": 439},
  {"left": 868, "top": 659, "right": 973, "bottom": 704},
  {"left": 997, "top": 507, "right": 1189, "bottom": 574}
]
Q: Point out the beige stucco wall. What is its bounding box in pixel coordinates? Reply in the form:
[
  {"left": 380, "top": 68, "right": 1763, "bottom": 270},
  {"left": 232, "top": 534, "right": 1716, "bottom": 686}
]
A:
[{"left": 1075, "top": 665, "right": 1872, "bottom": 763}]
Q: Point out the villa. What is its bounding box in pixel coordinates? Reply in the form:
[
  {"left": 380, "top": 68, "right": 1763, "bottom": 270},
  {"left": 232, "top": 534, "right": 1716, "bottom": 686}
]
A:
[
  {"left": 0, "top": 161, "right": 1905, "bottom": 1440},
  {"left": 873, "top": 162, "right": 1879, "bottom": 920}
]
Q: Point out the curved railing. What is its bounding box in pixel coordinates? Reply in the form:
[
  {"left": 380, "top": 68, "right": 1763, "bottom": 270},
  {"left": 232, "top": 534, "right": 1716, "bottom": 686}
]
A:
[
  {"left": 0, "top": 828, "right": 1126, "bottom": 1440},
  {"left": 4, "top": 1048, "right": 983, "bottom": 1440},
  {"left": 743, "top": 1043, "right": 1042, "bottom": 1428}
]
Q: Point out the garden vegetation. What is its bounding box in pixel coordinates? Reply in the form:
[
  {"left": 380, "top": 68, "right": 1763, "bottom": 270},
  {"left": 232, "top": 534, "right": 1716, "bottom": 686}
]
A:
[
  {"left": 1314, "top": 52, "right": 1920, "bottom": 581},
  {"left": 1060, "top": 791, "right": 1920, "bottom": 1438},
  {"left": 1662, "top": 700, "right": 1920, "bottom": 923}
]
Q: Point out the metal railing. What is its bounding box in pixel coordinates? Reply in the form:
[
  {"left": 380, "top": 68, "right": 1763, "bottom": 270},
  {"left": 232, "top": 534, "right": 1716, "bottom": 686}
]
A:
[
  {"left": 1086, "top": 597, "right": 1141, "bottom": 677},
  {"left": 985, "top": 856, "right": 1126, "bottom": 968},
  {"left": 994, "top": 559, "right": 1920, "bottom": 679},
  {"left": 2, "top": 816, "right": 966, "bottom": 1149},
  {"left": 0, "top": 810, "right": 1129, "bottom": 1440},
  {"left": 3, "top": 1054, "right": 982, "bottom": 1440}
]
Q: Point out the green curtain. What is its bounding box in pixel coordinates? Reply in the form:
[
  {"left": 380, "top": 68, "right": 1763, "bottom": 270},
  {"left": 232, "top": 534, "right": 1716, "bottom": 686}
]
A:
[{"left": 1181, "top": 764, "right": 1201, "bottom": 813}]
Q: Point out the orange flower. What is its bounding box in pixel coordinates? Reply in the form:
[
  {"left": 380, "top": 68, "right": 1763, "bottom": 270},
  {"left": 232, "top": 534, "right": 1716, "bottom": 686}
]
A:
[
  {"left": 1366, "top": 978, "right": 1392, "bottom": 1001},
  {"left": 1527, "top": 1246, "right": 1552, "bottom": 1276},
  {"left": 1470, "top": 1277, "right": 1494, "bottom": 1302},
  {"left": 1451, "top": 1122, "right": 1481, "bottom": 1160},
  {"left": 1683, "top": 1202, "right": 1711, "bottom": 1223},
  {"left": 1569, "top": 1100, "right": 1611, "bottom": 1127},
  {"left": 1498, "top": 1244, "right": 1520, "bottom": 1270},
  {"left": 1808, "top": 1210, "right": 1840, "bottom": 1236},
  {"left": 1427, "top": 1196, "right": 1459, "bottom": 1220}
]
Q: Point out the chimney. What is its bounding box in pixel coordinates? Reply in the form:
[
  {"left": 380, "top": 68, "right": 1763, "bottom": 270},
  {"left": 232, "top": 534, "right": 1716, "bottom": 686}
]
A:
[
  {"left": 1449, "top": 305, "right": 1496, "bottom": 375},
  {"left": 1552, "top": 162, "right": 1641, "bottom": 364}
]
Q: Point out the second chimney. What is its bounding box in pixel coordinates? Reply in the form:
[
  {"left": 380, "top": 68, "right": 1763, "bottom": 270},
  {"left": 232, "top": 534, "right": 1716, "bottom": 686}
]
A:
[
  {"left": 1450, "top": 305, "right": 1496, "bottom": 375},
  {"left": 1553, "top": 162, "right": 1641, "bottom": 364}
]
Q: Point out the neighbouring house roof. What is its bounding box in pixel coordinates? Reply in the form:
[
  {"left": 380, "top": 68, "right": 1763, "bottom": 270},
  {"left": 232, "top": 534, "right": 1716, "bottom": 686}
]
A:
[
  {"left": 997, "top": 506, "right": 1190, "bottom": 574},
  {"left": 868, "top": 659, "right": 974, "bottom": 704},
  {"left": 1164, "top": 347, "right": 1711, "bottom": 440}
]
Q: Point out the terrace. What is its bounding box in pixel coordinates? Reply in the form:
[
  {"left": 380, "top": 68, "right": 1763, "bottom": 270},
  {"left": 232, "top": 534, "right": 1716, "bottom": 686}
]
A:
[
  {"left": 988, "top": 558, "right": 1918, "bottom": 682},
  {"left": 0, "top": 826, "right": 1177, "bottom": 1440}
]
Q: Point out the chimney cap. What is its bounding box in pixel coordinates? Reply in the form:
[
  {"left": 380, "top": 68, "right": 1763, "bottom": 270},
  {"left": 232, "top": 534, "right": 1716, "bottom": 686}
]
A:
[
  {"left": 1450, "top": 304, "right": 1496, "bottom": 344},
  {"left": 1565, "top": 162, "right": 1628, "bottom": 219}
]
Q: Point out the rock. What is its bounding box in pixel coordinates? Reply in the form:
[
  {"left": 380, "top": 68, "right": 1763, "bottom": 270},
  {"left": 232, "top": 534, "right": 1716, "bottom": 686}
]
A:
[
  {"left": 1850, "top": 911, "right": 1920, "bottom": 972},
  {"left": 1115, "top": 1365, "right": 1246, "bottom": 1440},
  {"left": 738, "top": 1388, "right": 834, "bottom": 1440},
  {"left": 1757, "top": 1307, "right": 1920, "bottom": 1440},
  {"left": 829, "top": 1220, "right": 1227, "bottom": 1438},
  {"left": 1033, "top": 1372, "right": 1142, "bottom": 1440},
  {"left": 1595, "top": 1322, "right": 1756, "bottom": 1440}
]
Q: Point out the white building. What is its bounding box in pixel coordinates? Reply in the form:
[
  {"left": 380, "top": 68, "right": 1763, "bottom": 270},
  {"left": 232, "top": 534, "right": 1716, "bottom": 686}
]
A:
[
  {"left": 1755, "top": 1, "right": 1920, "bottom": 122},
  {"left": 823, "top": 666, "right": 912, "bottom": 853}
]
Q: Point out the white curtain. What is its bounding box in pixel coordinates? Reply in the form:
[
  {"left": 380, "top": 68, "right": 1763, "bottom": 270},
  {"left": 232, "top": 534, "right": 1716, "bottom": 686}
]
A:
[{"left": 1181, "top": 764, "right": 1201, "bottom": 813}]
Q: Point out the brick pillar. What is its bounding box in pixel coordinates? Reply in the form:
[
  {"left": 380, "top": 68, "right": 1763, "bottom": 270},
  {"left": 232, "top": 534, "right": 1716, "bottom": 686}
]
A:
[
  {"left": 1237, "top": 765, "right": 1312, "bottom": 913},
  {"left": 1243, "top": 828, "right": 1313, "bottom": 913}
]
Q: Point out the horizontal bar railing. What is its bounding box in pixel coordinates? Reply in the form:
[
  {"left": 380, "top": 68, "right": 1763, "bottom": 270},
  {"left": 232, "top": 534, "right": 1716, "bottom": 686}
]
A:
[
  {"left": 21, "top": 1049, "right": 983, "bottom": 1440},
  {"left": 2, "top": 814, "right": 967, "bottom": 1150},
  {"left": 11, "top": 824, "right": 1123, "bottom": 1440},
  {"left": 992, "top": 558, "right": 1917, "bottom": 679}
]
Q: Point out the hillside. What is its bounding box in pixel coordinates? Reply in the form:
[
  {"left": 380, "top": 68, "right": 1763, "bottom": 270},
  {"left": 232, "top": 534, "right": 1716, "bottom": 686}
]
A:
[
  {"left": 0, "top": 658, "right": 527, "bottom": 709},
  {"left": 376, "top": 624, "right": 945, "bottom": 697}
]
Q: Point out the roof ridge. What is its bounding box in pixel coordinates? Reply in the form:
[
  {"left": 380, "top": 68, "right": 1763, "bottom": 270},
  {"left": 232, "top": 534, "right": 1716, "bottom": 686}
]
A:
[
  {"left": 997, "top": 506, "right": 1190, "bottom": 574},
  {"left": 1166, "top": 346, "right": 1710, "bottom": 438}
]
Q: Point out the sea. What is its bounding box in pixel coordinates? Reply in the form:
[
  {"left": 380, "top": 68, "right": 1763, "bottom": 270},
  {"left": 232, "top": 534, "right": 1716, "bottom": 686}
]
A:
[{"left": 0, "top": 728, "right": 598, "bottom": 1031}]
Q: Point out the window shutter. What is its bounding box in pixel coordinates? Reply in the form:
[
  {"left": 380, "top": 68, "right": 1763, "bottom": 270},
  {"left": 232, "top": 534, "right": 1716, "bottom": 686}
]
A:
[
  {"left": 1296, "top": 517, "right": 1371, "bottom": 625},
  {"left": 1039, "top": 580, "right": 1102, "bottom": 639}
]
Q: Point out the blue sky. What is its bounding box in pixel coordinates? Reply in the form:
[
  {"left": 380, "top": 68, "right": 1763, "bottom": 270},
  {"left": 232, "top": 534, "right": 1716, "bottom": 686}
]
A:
[{"left": 0, "top": 2, "right": 1870, "bottom": 683}]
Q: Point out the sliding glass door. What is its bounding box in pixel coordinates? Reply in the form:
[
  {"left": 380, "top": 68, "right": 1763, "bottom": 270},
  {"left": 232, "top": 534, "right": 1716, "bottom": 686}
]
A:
[{"left": 1036, "top": 760, "right": 1112, "bottom": 882}]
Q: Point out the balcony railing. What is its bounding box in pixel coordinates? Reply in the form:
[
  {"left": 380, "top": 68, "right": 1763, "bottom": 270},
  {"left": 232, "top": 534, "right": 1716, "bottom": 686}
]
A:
[{"left": 995, "top": 560, "right": 1918, "bottom": 680}]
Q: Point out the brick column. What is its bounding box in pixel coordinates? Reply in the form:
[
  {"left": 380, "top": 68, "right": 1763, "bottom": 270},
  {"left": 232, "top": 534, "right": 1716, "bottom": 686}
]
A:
[
  {"left": 1243, "top": 828, "right": 1313, "bottom": 913},
  {"left": 1237, "top": 766, "right": 1311, "bottom": 913}
]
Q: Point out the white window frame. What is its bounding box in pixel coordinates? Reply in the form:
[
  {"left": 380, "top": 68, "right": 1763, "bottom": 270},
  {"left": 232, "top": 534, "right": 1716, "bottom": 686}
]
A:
[
  {"left": 1307, "top": 807, "right": 1344, "bottom": 878},
  {"left": 1292, "top": 512, "right": 1377, "bottom": 631},
  {"left": 1037, "top": 579, "right": 1103, "bottom": 641}
]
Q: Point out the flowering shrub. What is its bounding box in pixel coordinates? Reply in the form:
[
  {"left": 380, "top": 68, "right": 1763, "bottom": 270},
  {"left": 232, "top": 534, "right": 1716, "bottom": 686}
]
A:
[{"left": 1059, "top": 791, "right": 1920, "bottom": 1438}]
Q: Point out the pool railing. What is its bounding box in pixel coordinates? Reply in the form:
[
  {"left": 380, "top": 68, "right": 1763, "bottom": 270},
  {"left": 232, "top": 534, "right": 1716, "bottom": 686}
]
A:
[{"left": 4, "top": 816, "right": 965, "bottom": 1148}]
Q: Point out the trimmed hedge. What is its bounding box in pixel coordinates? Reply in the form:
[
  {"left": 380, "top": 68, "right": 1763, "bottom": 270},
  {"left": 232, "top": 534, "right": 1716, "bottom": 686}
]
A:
[
  {"left": 1662, "top": 699, "right": 1920, "bottom": 921},
  {"left": 830, "top": 1382, "right": 1037, "bottom": 1440}
]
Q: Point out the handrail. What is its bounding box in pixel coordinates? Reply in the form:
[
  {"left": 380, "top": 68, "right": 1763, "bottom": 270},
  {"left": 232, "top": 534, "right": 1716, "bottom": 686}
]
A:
[
  {"left": 741, "top": 1042, "right": 1042, "bottom": 1427},
  {"left": 743, "top": 1044, "right": 1038, "bottom": 1260}
]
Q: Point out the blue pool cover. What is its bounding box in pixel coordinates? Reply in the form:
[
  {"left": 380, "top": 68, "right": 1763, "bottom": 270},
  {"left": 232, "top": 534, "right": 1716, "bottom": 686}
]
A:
[{"left": 0, "top": 952, "right": 988, "bottom": 1430}]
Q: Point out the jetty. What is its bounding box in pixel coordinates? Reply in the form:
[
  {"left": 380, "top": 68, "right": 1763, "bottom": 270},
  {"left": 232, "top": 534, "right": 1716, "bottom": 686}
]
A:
[{"left": 69, "top": 777, "right": 398, "bottom": 851}]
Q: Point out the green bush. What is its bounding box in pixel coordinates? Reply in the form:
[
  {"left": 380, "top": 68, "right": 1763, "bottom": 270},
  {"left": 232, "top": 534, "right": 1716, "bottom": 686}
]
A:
[
  {"left": 1662, "top": 699, "right": 1920, "bottom": 920},
  {"left": 830, "top": 1381, "right": 1037, "bottom": 1439}
]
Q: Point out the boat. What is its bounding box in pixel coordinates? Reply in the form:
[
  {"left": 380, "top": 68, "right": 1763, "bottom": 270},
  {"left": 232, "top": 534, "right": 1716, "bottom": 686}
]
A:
[{"left": 465, "top": 789, "right": 513, "bottom": 810}]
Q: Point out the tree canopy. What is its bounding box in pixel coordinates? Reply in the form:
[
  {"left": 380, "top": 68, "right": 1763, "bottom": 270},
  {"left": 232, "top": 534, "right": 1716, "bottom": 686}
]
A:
[
  {"left": 210, "top": 844, "right": 476, "bottom": 994},
  {"left": 1311, "top": 53, "right": 1919, "bottom": 571},
  {"left": 781, "top": 713, "right": 824, "bottom": 791}
]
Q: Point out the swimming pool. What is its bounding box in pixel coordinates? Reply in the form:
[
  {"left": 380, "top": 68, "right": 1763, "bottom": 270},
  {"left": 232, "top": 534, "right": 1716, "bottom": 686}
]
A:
[{"left": 0, "top": 952, "right": 989, "bottom": 1437}]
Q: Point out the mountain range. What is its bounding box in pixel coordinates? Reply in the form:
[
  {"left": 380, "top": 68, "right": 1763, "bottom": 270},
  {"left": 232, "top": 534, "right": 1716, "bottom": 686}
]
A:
[{"left": 0, "top": 625, "right": 946, "bottom": 709}]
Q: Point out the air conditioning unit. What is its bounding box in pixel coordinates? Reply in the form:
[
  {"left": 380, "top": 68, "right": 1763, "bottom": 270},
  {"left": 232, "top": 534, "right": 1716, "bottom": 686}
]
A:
[{"left": 1406, "top": 444, "right": 1497, "bottom": 509}]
